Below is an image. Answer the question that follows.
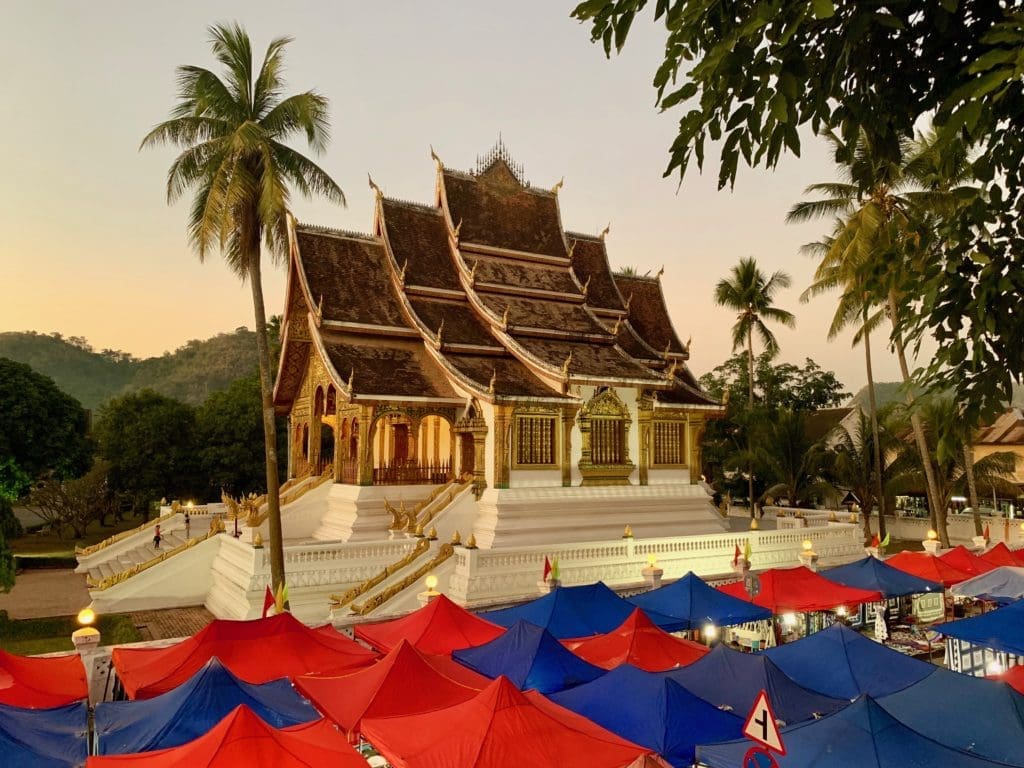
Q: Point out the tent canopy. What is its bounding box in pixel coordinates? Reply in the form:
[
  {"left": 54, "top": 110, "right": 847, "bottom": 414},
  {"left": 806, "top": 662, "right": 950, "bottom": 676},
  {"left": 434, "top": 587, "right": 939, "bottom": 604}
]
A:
[
  {"left": 453, "top": 620, "right": 604, "bottom": 694},
  {"left": 550, "top": 664, "right": 742, "bottom": 768},
  {"left": 361, "top": 676, "right": 651, "bottom": 768},
  {"left": 941, "top": 545, "right": 998, "bottom": 576},
  {"left": 86, "top": 705, "right": 367, "bottom": 768},
  {"left": 356, "top": 594, "right": 503, "bottom": 655},
  {"left": 764, "top": 623, "right": 937, "bottom": 699},
  {"left": 628, "top": 571, "right": 772, "bottom": 630},
  {"left": 884, "top": 551, "right": 972, "bottom": 587},
  {"left": 934, "top": 598, "right": 1024, "bottom": 656},
  {"left": 822, "top": 556, "right": 942, "bottom": 598},
  {"left": 0, "top": 701, "right": 87, "bottom": 768},
  {"left": 717, "top": 565, "right": 882, "bottom": 614},
  {"left": 295, "top": 640, "right": 484, "bottom": 734},
  {"left": 990, "top": 665, "right": 1024, "bottom": 695},
  {"left": 481, "top": 582, "right": 678, "bottom": 639},
  {"left": 0, "top": 649, "right": 88, "bottom": 708},
  {"left": 981, "top": 543, "right": 1024, "bottom": 568},
  {"left": 95, "top": 658, "right": 318, "bottom": 755},
  {"left": 567, "top": 608, "right": 708, "bottom": 672},
  {"left": 952, "top": 566, "right": 1024, "bottom": 602},
  {"left": 664, "top": 644, "right": 847, "bottom": 725},
  {"left": 879, "top": 668, "right": 1024, "bottom": 765},
  {"left": 112, "top": 613, "right": 378, "bottom": 699},
  {"left": 697, "top": 695, "right": 1014, "bottom": 768}
]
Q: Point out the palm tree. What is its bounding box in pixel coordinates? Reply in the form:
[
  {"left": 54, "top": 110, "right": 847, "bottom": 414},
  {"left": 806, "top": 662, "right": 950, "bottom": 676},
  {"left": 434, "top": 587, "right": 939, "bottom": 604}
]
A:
[
  {"left": 142, "top": 23, "right": 345, "bottom": 589},
  {"left": 787, "top": 129, "right": 970, "bottom": 544},
  {"left": 756, "top": 409, "right": 832, "bottom": 509},
  {"left": 830, "top": 409, "right": 896, "bottom": 542},
  {"left": 714, "top": 257, "right": 795, "bottom": 515}
]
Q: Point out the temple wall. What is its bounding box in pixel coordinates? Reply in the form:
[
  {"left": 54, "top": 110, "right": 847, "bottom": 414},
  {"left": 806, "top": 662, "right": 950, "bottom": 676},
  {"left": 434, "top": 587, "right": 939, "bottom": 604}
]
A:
[
  {"left": 509, "top": 468, "right": 562, "bottom": 488},
  {"left": 480, "top": 399, "right": 497, "bottom": 489}
]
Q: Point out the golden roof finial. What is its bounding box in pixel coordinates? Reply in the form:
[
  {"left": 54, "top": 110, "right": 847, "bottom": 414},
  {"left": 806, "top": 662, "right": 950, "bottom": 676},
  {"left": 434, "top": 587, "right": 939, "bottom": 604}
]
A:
[
  {"left": 466, "top": 533, "right": 478, "bottom": 549},
  {"left": 664, "top": 341, "right": 672, "bottom": 358},
  {"left": 551, "top": 176, "right": 564, "bottom": 194},
  {"left": 348, "top": 368, "right": 355, "bottom": 393},
  {"left": 600, "top": 222, "right": 611, "bottom": 240},
  {"left": 451, "top": 530, "right": 462, "bottom": 546},
  {"left": 686, "top": 336, "right": 692, "bottom": 354},
  {"left": 317, "top": 294, "right": 324, "bottom": 318},
  {"left": 561, "top": 351, "right": 573, "bottom": 377},
  {"left": 501, "top": 306, "right": 510, "bottom": 329},
  {"left": 469, "top": 259, "right": 479, "bottom": 281},
  {"left": 488, "top": 369, "right": 497, "bottom": 395},
  {"left": 625, "top": 292, "right": 633, "bottom": 311},
  {"left": 429, "top": 144, "right": 443, "bottom": 169},
  {"left": 612, "top": 316, "right": 623, "bottom": 335},
  {"left": 399, "top": 259, "right": 408, "bottom": 285},
  {"left": 566, "top": 240, "right": 576, "bottom": 259},
  {"left": 656, "top": 264, "right": 665, "bottom": 279},
  {"left": 368, "top": 173, "right": 383, "bottom": 199},
  {"left": 436, "top": 318, "right": 444, "bottom": 345},
  {"left": 665, "top": 359, "right": 679, "bottom": 379},
  {"left": 453, "top": 217, "right": 463, "bottom": 240},
  {"left": 581, "top": 274, "right": 592, "bottom": 298}
]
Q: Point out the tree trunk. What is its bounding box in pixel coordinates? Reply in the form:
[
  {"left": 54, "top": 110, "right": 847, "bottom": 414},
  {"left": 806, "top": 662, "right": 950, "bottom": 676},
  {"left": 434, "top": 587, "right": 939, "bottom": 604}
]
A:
[
  {"left": 862, "top": 315, "right": 887, "bottom": 539},
  {"left": 249, "top": 253, "right": 285, "bottom": 591},
  {"left": 747, "top": 323, "right": 755, "bottom": 518},
  {"left": 964, "top": 442, "right": 982, "bottom": 536},
  {"left": 888, "top": 292, "right": 946, "bottom": 546}
]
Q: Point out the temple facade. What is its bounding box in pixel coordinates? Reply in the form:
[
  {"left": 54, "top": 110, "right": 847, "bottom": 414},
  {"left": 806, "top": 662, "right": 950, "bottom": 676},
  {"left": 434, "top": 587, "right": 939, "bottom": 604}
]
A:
[{"left": 273, "top": 141, "right": 727, "bottom": 547}]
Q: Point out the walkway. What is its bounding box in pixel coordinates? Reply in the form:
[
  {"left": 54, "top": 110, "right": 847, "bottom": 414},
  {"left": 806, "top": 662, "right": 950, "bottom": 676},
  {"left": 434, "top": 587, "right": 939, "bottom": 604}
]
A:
[{"left": 0, "top": 569, "right": 91, "bottom": 619}]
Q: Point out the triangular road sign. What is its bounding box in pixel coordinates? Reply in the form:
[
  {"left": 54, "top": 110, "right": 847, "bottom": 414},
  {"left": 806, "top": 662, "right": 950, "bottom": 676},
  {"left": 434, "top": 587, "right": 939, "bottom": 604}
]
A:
[{"left": 742, "top": 689, "right": 786, "bottom": 755}]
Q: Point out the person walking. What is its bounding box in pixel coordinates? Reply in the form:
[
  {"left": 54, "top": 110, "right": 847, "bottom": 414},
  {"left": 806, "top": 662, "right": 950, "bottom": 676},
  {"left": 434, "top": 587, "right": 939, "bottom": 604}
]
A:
[
  {"left": 184, "top": 511, "right": 191, "bottom": 539},
  {"left": 153, "top": 524, "right": 162, "bottom": 550}
]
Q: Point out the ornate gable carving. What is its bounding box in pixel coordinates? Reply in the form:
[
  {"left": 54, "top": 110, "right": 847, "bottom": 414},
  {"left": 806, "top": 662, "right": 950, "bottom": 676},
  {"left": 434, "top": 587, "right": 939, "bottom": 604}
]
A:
[{"left": 580, "top": 387, "right": 630, "bottom": 420}]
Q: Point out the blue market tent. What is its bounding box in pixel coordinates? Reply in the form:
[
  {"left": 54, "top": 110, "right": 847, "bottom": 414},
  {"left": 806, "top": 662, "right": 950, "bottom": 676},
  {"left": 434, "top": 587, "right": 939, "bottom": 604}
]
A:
[
  {"left": 697, "top": 695, "right": 1014, "bottom": 768},
  {"left": 822, "top": 556, "right": 943, "bottom": 598},
  {"left": 0, "top": 701, "right": 86, "bottom": 768},
  {"left": 452, "top": 620, "right": 604, "bottom": 694},
  {"left": 95, "top": 657, "right": 318, "bottom": 754},
  {"left": 628, "top": 571, "right": 772, "bottom": 631},
  {"left": 934, "top": 598, "right": 1024, "bottom": 656},
  {"left": 664, "top": 644, "right": 847, "bottom": 725},
  {"left": 549, "top": 664, "right": 742, "bottom": 767},
  {"left": 481, "top": 582, "right": 678, "bottom": 638},
  {"left": 764, "top": 623, "right": 937, "bottom": 699},
  {"left": 879, "top": 667, "right": 1024, "bottom": 765}
]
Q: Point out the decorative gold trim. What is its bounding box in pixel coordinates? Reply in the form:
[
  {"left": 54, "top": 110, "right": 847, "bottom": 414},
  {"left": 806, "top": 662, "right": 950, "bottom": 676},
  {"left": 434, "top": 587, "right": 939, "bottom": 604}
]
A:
[
  {"left": 76, "top": 508, "right": 180, "bottom": 557},
  {"left": 349, "top": 543, "right": 456, "bottom": 616},
  {"left": 88, "top": 526, "right": 220, "bottom": 591},
  {"left": 329, "top": 538, "right": 431, "bottom": 609}
]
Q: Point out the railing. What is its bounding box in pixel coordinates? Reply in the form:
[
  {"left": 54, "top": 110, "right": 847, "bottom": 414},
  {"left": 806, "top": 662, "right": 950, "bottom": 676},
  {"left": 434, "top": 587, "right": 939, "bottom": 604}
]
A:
[
  {"left": 75, "top": 508, "right": 180, "bottom": 557},
  {"left": 246, "top": 468, "right": 333, "bottom": 528},
  {"left": 385, "top": 476, "right": 472, "bottom": 533},
  {"left": 329, "top": 538, "right": 432, "bottom": 609},
  {"left": 350, "top": 543, "right": 456, "bottom": 615},
  {"left": 373, "top": 460, "right": 453, "bottom": 486},
  {"left": 86, "top": 525, "right": 222, "bottom": 591},
  {"left": 338, "top": 459, "right": 358, "bottom": 484}
]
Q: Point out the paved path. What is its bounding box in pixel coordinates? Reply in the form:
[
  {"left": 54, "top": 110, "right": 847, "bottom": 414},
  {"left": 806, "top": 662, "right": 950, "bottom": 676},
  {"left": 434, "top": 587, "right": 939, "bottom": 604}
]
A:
[
  {"left": 0, "top": 569, "right": 91, "bottom": 619},
  {"left": 127, "top": 607, "right": 215, "bottom": 641}
]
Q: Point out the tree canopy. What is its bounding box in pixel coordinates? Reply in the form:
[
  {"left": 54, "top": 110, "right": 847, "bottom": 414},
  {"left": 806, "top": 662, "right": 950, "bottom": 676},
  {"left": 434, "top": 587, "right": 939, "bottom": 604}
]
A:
[{"left": 699, "top": 351, "right": 847, "bottom": 413}]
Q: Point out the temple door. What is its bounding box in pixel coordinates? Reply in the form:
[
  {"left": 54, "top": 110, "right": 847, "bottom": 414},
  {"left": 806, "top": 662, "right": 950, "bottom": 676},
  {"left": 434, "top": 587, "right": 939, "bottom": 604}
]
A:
[
  {"left": 393, "top": 424, "right": 410, "bottom": 462},
  {"left": 461, "top": 434, "right": 475, "bottom": 476}
]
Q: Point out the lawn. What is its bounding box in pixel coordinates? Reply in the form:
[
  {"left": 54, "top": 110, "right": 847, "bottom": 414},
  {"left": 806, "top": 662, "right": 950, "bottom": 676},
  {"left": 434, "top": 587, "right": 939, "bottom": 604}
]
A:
[
  {"left": 0, "top": 612, "right": 142, "bottom": 656},
  {"left": 10, "top": 515, "right": 152, "bottom": 557}
]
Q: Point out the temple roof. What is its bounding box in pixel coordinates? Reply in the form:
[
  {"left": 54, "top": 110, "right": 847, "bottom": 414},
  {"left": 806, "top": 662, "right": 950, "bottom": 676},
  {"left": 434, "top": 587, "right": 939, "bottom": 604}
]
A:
[
  {"left": 408, "top": 298, "right": 498, "bottom": 348},
  {"left": 614, "top": 273, "right": 688, "bottom": 357},
  {"left": 567, "top": 234, "right": 627, "bottom": 313},
  {"left": 321, "top": 335, "right": 459, "bottom": 401},
  {"left": 976, "top": 409, "right": 1024, "bottom": 444},
  {"left": 380, "top": 200, "right": 461, "bottom": 291},
  {"left": 509, "top": 336, "right": 655, "bottom": 383},
  {"left": 442, "top": 353, "right": 569, "bottom": 400},
  {"left": 472, "top": 256, "right": 580, "bottom": 296}
]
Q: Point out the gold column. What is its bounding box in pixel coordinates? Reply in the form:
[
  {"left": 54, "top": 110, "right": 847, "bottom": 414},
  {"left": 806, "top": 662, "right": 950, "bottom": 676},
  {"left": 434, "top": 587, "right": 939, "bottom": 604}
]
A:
[
  {"left": 687, "top": 415, "right": 706, "bottom": 483},
  {"left": 433, "top": 416, "right": 441, "bottom": 465},
  {"left": 637, "top": 402, "right": 653, "bottom": 487},
  {"left": 493, "top": 405, "right": 512, "bottom": 489},
  {"left": 472, "top": 425, "right": 488, "bottom": 491},
  {"left": 333, "top": 416, "right": 343, "bottom": 482},
  {"left": 358, "top": 405, "right": 375, "bottom": 486},
  {"left": 560, "top": 406, "right": 578, "bottom": 487}
]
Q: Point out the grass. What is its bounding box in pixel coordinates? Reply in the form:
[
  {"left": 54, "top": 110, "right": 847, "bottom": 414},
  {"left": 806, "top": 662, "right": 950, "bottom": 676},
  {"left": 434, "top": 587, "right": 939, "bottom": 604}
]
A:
[
  {"left": 0, "top": 612, "right": 142, "bottom": 656},
  {"left": 10, "top": 515, "right": 151, "bottom": 557}
]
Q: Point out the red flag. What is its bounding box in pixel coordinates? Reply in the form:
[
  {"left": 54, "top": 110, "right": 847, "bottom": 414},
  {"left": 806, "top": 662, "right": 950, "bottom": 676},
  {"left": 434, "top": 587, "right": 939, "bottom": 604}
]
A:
[
  {"left": 262, "top": 585, "right": 275, "bottom": 618},
  {"left": 733, "top": 544, "right": 741, "bottom": 566},
  {"left": 871, "top": 534, "right": 880, "bottom": 548},
  {"left": 984, "top": 524, "right": 991, "bottom": 540},
  {"left": 543, "top": 556, "right": 552, "bottom": 581}
]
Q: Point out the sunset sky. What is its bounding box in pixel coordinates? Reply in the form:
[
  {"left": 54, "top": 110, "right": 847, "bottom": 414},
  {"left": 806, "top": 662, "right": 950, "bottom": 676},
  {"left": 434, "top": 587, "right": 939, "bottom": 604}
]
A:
[{"left": 1, "top": 1, "right": 925, "bottom": 393}]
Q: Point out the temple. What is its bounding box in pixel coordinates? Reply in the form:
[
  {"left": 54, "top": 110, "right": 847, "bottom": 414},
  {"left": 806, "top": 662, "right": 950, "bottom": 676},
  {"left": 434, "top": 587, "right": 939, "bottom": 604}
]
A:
[{"left": 273, "top": 140, "right": 727, "bottom": 546}]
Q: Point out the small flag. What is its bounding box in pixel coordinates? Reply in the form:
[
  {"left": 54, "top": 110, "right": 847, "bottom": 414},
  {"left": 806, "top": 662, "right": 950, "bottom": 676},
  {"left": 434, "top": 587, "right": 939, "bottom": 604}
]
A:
[
  {"left": 880, "top": 532, "right": 890, "bottom": 549},
  {"left": 274, "top": 582, "right": 289, "bottom": 614},
  {"left": 871, "top": 534, "right": 880, "bottom": 548},
  {"left": 984, "top": 524, "right": 991, "bottom": 540},
  {"left": 743, "top": 539, "right": 752, "bottom": 563},
  {"left": 550, "top": 558, "right": 560, "bottom": 581},
  {"left": 262, "top": 586, "right": 274, "bottom": 618},
  {"left": 543, "top": 556, "right": 552, "bottom": 582},
  {"left": 733, "top": 544, "right": 741, "bottom": 566}
]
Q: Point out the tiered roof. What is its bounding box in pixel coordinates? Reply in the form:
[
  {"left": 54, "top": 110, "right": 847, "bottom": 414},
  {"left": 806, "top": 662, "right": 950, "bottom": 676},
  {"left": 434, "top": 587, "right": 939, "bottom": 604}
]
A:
[{"left": 273, "top": 143, "right": 721, "bottom": 413}]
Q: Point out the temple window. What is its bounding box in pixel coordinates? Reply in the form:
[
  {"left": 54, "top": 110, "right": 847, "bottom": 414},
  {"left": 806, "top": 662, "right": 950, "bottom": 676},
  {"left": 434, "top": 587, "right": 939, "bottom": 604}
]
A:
[
  {"left": 515, "top": 415, "right": 556, "bottom": 466},
  {"left": 591, "top": 416, "right": 627, "bottom": 465},
  {"left": 653, "top": 421, "right": 685, "bottom": 465}
]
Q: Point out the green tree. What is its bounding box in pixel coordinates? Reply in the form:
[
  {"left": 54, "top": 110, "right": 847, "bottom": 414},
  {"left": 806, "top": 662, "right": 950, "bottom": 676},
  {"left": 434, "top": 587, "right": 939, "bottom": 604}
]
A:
[
  {"left": 0, "top": 529, "right": 13, "bottom": 593},
  {"left": 93, "top": 390, "right": 199, "bottom": 513},
  {"left": 0, "top": 358, "right": 91, "bottom": 500},
  {"left": 700, "top": 351, "right": 845, "bottom": 414},
  {"left": 28, "top": 460, "right": 119, "bottom": 540},
  {"left": 755, "top": 409, "right": 831, "bottom": 509},
  {"left": 713, "top": 258, "right": 795, "bottom": 514},
  {"left": 829, "top": 409, "right": 898, "bottom": 542},
  {"left": 572, "top": 1, "right": 1024, "bottom": 421},
  {"left": 141, "top": 23, "right": 346, "bottom": 589}
]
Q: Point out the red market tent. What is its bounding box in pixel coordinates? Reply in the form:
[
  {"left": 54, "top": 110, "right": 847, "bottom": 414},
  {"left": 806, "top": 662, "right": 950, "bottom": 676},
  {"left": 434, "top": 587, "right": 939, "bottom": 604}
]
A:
[
  {"left": 566, "top": 608, "right": 709, "bottom": 671},
  {"left": 356, "top": 594, "right": 504, "bottom": 655},
  {"left": 981, "top": 543, "right": 1024, "bottom": 568},
  {"left": 86, "top": 705, "right": 366, "bottom": 767},
  {"left": 989, "top": 665, "right": 1024, "bottom": 695},
  {"left": 361, "top": 676, "right": 654, "bottom": 768},
  {"left": 295, "top": 639, "right": 486, "bottom": 734},
  {"left": 717, "top": 566, "right": 882, "bottom": 614},
  {"left": 941, "top": 545, "right": 999, "bottom": 576},
  {"left": 112, "top": 613, "right": 378, "bottom": 699},
  {"left": 0, "top": 649, "right": 88, "bottom": 708},
  {"left": 885, "top": 551, "right": 972, "bottom": 587}
]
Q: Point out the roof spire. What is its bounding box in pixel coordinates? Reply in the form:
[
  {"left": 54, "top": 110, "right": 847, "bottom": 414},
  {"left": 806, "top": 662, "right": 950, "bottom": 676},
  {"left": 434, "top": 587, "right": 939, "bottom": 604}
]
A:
[
  {"left": 436, "top": 318, "right": 444, "bottom": 346},
  {"left": 600, "top": 222, "right": 611, "bottom": 240},
  {"left": 612, "top": 316, "right": 623, "bottom": 336},
  {"left": 430, "top": 144, "right": 443, "bottom": 169},
  {"left": 656, "top": 264, "right": 665, "bottom": 279},
  {"left": 348, "top": 368, "right": 355, "bottom": 393},
  {"left": 551, "top": 176, "right": 564, "bottom": 194},
  {"left": 562, "top": 351, "right": 573, "bottom": 378},
  {"left": 488, "top": 370, "right": 497, "bottom": 395},
  {"left": 368, "top": 173, "right": 383, "bottom": 199},
  {"left": 581, "top": 274, "right": 592, "bottom": 299},
  {"left": 501, "top": 306, "right": 510, "bottom": 330},
  {"left": 453, "top": 217, "right": 463, "bottom": 240},
  {"left": 475, "top": 135, "right": 525, "bottom": 184},
  {"left": 399, "top": 259, "right": 408, "bottom": 286}
]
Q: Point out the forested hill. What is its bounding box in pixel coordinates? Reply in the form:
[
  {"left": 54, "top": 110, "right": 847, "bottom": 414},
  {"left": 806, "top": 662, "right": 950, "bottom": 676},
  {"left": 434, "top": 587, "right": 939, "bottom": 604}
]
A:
[
  {"left": 849, "top": 381, "right": 1024, "bottom": 411},
  {"left": 0, "top": 329, "right": 259, "bottom": 410}
]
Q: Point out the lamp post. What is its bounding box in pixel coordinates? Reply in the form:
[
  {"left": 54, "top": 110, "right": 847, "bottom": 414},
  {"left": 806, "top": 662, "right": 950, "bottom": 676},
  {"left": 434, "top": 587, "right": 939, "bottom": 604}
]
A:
[
  {"left": 71, "top": 608, "right": 101, "bottom": 654},
  {"left": 641, "top": 554, "right": 663, "bottom": 590},
  {"left": 798, "top": 539, "right": 818, "bottom": 571},
  {"left": 418, "top": 574, "right": 441, "bottom": 607},
  {"left": 923, "top": 528, "right": 940, "bottom": 554}
]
